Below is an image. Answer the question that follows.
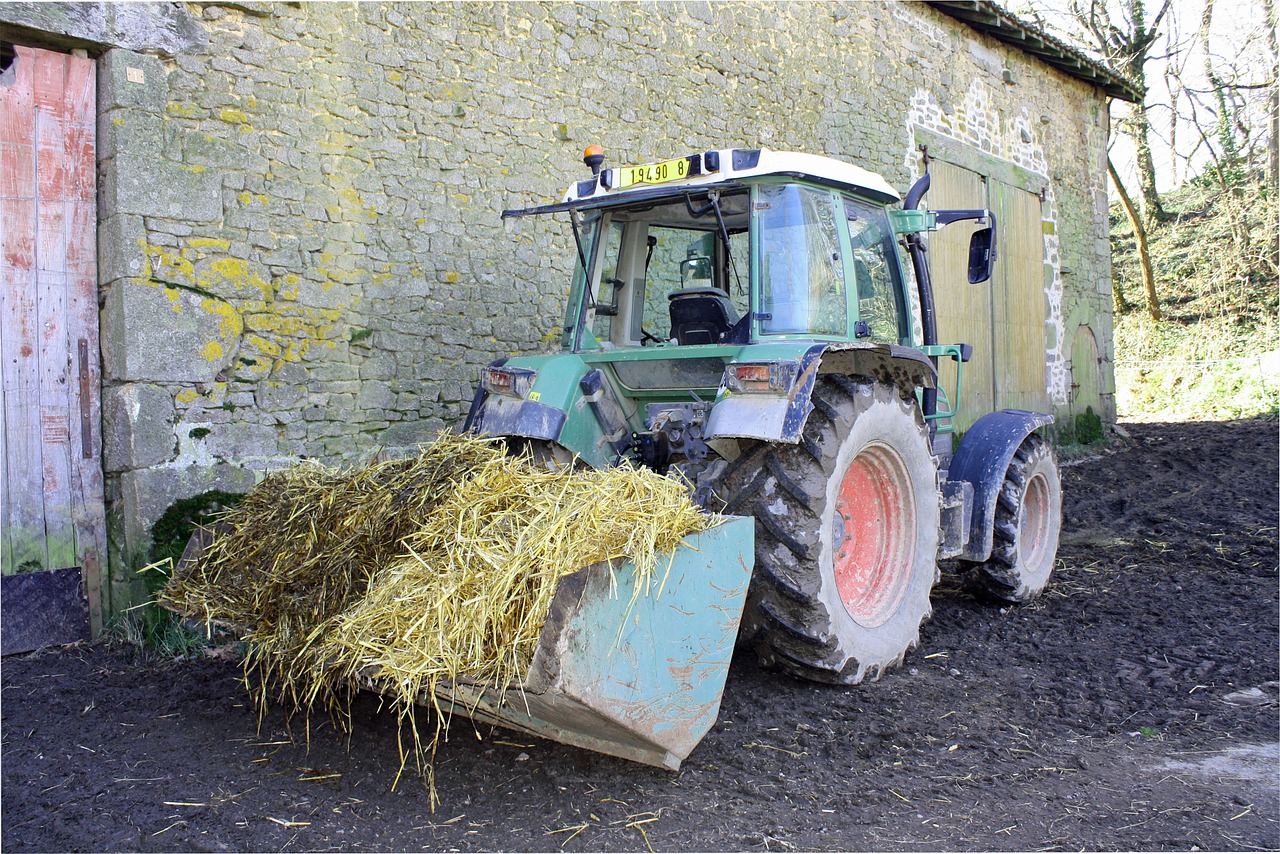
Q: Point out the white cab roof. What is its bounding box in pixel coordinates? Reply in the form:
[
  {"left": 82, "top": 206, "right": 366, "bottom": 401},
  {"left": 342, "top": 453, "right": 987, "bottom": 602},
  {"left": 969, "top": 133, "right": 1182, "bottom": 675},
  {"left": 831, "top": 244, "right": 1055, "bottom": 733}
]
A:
[{"left": 563, "top": 148, "right": 901, "bottom": 205}]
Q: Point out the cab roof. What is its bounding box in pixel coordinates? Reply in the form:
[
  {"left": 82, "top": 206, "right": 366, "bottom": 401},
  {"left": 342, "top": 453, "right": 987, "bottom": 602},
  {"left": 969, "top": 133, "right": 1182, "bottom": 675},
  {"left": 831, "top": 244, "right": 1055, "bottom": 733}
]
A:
[{"left": 567, "top": 148, "right": 900, "bottom": 206}]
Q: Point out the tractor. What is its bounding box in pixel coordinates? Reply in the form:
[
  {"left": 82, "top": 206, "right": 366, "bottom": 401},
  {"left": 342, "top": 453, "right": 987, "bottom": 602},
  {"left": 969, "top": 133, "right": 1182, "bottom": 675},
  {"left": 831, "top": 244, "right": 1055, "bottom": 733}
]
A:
[{"left": 464, "top": 145, "right": 1063, "bottom": 689}]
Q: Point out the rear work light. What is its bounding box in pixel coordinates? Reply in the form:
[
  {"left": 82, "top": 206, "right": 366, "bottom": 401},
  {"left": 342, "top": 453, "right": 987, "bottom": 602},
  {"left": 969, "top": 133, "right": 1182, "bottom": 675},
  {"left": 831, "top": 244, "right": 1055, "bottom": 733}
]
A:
[
  {"left": 481, "top": 366, "right": 537, "bottom": 399},
  {"left": 723, "top": 361, "right": 799, "bottom": 394}
]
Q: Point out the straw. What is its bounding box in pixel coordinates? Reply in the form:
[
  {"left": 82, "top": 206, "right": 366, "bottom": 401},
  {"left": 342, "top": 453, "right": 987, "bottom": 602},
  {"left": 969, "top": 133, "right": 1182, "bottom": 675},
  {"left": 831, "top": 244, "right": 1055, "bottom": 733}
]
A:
[{"left": 161, "top": 433, "right": 712, "bottom": 798}]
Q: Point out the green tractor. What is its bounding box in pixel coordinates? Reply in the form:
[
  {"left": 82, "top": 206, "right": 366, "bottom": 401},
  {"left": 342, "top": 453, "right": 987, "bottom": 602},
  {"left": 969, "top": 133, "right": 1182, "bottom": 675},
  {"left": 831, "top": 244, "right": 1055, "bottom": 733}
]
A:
[{"left": 464, "top": 145, "right": 1063, "bottom": 688}]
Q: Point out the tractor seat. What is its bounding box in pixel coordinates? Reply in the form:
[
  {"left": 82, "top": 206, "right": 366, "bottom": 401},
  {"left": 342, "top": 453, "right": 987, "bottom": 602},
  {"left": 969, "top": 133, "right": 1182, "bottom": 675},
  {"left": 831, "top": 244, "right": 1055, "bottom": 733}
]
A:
[{"left": 668, "top": 287, "right": 738, "bottom": 346}]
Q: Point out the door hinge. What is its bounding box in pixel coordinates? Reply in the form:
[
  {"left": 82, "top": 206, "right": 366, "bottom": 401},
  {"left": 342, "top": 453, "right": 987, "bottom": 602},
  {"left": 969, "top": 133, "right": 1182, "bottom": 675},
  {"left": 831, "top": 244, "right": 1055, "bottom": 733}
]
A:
[{"left": 78, "top": 339, "right": 92, "bottom": 459}]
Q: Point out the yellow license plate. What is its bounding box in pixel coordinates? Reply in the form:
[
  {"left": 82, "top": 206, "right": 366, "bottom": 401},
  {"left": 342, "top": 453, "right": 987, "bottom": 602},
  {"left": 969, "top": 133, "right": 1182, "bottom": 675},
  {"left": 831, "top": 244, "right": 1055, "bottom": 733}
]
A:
[{"left": 618, "top": 157, "right": 692, "bottom": 189}]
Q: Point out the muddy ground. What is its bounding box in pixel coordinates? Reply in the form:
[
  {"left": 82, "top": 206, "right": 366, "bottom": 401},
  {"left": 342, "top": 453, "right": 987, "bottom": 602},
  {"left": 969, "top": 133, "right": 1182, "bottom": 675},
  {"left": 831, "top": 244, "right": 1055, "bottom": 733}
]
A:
[{"left": 3, "top": 419, "right": 1277, "bottom": 852}]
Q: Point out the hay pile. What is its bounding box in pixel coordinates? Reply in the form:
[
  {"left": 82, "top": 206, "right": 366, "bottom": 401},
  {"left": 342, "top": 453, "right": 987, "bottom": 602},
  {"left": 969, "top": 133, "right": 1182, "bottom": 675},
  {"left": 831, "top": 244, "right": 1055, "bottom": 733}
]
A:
[{"left": 161, "top": 432, "right": 711, "bottom": 788}]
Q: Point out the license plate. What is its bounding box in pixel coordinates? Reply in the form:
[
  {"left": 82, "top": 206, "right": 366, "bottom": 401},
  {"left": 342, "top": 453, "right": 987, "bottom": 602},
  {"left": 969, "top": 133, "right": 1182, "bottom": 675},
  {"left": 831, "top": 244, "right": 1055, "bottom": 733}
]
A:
[{"left": 618, "top": 156, "right": 693, "bottom": 189}]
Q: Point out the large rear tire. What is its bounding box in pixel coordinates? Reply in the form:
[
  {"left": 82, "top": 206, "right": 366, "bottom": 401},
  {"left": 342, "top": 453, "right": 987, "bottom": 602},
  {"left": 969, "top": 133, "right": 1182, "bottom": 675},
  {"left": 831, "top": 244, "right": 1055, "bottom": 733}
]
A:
[
  {"left": 715, "top": 377, "right": 940, "bottom": 684},
  {"left": 964, "top": 434, "right": 1062, "bottom": 602}
]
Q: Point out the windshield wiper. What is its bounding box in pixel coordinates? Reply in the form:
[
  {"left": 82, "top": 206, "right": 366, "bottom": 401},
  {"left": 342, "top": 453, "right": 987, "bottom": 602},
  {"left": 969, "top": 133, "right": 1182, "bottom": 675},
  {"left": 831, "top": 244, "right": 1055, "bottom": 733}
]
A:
[{"left": 685, "top": 191, "right": 744, "bottom": 296}]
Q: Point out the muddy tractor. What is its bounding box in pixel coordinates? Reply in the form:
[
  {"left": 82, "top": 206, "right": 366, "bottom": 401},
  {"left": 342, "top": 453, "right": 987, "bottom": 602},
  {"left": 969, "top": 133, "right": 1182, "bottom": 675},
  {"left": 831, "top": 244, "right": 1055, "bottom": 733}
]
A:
[
  {"left": 467, "top": 145, "right": 1062, "bottom": 669},
  {"left": 454, "top": 146, "right": 1063, "bottom": 764}
]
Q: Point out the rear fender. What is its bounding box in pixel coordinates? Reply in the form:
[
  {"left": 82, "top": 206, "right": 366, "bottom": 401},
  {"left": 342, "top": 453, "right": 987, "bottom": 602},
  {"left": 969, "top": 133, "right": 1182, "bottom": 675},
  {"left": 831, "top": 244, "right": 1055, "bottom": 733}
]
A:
[
  {"left": 948, "top": 409, "right": 1054, "bottom": 562},
  {"left": 706, "top": 342, "right": 936, "bottom": 443}
]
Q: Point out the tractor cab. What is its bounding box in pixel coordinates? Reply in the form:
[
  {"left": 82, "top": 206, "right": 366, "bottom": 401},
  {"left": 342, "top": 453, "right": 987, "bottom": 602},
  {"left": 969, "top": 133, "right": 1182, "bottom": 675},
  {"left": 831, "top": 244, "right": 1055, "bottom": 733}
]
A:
[
  {"left": 476, "top": 147, "right": 995, "bottom": 479},
  {"left": 506, "top": 147, "right": 916, "bottom": 355}
]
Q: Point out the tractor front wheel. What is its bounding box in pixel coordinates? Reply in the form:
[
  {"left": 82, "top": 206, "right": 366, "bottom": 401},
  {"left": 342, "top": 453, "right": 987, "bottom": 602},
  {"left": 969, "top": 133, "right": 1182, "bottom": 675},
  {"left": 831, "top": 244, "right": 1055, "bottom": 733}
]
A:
[{"left": 716, "top": 377, "right": 940, "bottom": 685}]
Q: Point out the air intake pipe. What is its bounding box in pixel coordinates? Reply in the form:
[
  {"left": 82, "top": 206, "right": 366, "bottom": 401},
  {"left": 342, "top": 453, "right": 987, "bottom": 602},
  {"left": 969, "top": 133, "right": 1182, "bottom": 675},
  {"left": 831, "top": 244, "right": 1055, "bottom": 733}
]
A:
[{"left": 903, "top": 173, "right": 938, "bottom": 421}]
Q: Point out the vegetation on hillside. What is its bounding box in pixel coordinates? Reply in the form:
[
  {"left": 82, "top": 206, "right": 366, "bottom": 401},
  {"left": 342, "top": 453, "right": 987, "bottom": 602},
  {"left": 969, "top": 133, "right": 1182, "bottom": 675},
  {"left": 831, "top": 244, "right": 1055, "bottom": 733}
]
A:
[{"left": 1110, "top": 177, "right": 1278, "bottom": 420}]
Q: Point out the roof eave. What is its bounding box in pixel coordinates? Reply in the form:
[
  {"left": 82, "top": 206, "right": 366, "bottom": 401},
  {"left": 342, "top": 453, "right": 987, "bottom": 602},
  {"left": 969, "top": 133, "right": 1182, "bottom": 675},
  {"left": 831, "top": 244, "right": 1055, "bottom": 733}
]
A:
[{"left": 925, "top": 0, "right": 1143, "bottom": 102}]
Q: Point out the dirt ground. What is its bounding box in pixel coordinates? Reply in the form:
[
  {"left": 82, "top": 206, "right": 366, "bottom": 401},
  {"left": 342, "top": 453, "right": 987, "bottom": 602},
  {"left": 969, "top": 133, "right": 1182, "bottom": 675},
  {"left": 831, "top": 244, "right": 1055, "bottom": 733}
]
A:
[{"left": 3, "top": 419, "right": 1277, "bottom": 852}]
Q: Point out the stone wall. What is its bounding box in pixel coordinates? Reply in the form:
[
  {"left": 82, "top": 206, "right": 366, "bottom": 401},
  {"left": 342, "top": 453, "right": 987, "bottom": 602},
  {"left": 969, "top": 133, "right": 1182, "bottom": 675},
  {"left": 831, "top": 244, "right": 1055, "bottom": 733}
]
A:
[{"left": 0, "top": 1, "right": 1117, "bottom": 610}]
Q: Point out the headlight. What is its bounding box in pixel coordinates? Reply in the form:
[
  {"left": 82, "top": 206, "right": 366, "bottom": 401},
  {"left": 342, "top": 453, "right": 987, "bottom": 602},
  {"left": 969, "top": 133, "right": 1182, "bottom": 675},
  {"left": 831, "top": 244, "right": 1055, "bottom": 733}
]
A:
[
  {"left": 481, "top": 366, "right": 538, "bottom": 399},
  {"left": 723, "top": 361, "right": 799, "bottom": 394}
]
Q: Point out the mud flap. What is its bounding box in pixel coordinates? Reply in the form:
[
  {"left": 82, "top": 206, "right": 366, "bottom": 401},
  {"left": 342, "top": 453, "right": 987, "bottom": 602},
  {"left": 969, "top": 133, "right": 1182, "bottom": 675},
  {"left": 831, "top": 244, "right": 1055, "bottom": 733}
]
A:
[{"left": 948, "top": 409, "right": 1054, "bottom": 562}]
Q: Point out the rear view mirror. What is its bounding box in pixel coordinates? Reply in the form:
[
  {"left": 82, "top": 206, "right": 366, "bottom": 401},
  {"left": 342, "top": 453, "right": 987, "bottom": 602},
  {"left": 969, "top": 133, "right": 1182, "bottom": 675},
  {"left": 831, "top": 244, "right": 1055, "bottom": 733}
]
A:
[{"left": 968, "top": 227, "right": 994, "bottom": 284}]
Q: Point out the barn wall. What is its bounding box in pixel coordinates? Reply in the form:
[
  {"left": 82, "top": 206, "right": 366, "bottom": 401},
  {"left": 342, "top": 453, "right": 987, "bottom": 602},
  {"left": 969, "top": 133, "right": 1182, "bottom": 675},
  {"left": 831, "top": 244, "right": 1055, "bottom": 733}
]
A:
[{"left": 0, "top": 1, "right": 1116, "bottom": 611}]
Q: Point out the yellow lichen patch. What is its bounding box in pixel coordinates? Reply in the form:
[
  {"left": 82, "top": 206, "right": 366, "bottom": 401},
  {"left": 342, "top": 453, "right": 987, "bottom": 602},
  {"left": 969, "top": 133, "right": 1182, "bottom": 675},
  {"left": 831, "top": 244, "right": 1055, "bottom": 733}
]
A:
[
  {"left": 207, "top": 257, "right": 274, "bottom": 302},
  {"left": 201, "top": 298, "right": 245, "bottom": 339},
  {"left": 134, "top": 239, "right": 357, "bottom": 377},
  {"left": 182, "top": 164, "right": 208, "bottom": 173},
  {"left": 246, "top": 334, "right": 282, "bottom": 358},
  {"left": 168, "top": 103, "right": 198, "bottom": 118},
  {"left": 145, "top": 245, "right": 196, "bottom": 279},
  {"left": 445, "top": 271, "right": 460, "bottom": 284},
  {"left": 219, "top": 109, "right": 249, "bottom": 124},
  {"left": 163, "top": 287, "right": 183, "bottom": 312},
  {"left": 201, "top": 340, "right": 225, "bottom": 363},
  {"left": 176, "top": 388, "right": 200, "bottom": 406},
  {"left": 237, "top": 358, "right": 272, "bottom": 378},
  {"left": 189, "top": 237, "right": 232, "bottom": 252}
]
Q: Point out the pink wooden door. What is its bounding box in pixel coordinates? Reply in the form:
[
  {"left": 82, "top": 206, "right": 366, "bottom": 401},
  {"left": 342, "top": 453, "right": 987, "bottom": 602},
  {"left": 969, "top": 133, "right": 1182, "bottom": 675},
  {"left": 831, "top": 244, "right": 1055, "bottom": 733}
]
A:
[{"left": 1, "top": 45, "right": 104, "bottom": 632}]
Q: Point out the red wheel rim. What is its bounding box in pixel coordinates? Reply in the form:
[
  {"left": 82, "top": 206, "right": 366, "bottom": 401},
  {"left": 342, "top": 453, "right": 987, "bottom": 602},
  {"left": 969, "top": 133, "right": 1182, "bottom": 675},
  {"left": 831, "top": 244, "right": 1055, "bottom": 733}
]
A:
[
  {"left": 1020, "top": 471, "right": 1053, "bottom": 574},
  {"left": 832, "top": 443, "right": 916, "bottom": 627}
]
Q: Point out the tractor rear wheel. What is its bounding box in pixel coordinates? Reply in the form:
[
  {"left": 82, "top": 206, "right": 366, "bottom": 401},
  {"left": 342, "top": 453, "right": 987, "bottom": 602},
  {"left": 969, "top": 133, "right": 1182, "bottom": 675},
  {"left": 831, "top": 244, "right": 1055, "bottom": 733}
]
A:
[
  {"left": 715, "top": 377, "right": 940, "bottom": 684},
  {"left": 964, "top": 434, "right": 1061, "bottom": 602}
]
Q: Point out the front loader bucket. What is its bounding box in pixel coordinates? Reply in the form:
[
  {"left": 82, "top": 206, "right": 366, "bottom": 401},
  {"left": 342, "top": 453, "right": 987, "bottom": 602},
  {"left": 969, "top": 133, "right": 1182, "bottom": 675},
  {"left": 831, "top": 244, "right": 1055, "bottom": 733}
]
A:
[
  {"left": 385, "top": 515, "right": 754, "bottom": 770},
  {"left": 173, "top": 516, "right": 754, "bottom": 770}
]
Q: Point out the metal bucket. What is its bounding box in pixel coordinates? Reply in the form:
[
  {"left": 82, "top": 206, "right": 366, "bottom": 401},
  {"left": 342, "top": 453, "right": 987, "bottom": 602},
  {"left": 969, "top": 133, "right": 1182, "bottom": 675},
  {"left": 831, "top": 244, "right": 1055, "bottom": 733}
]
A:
[
  {"left": 375, "top": 515, "right": 754, "bottom": 770},
  {"left": 178, "top": 516, "right": 754, "bottom": 770}
]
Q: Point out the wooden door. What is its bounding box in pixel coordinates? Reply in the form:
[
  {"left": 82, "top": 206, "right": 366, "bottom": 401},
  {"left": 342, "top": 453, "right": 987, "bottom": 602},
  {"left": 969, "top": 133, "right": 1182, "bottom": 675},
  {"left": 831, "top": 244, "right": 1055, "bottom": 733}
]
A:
[
  {"left": 1070, "top": 325, "right": 1102, "bottom": 416},
  {"left": 990, "top": 181, "right": 1049, "bottom": 413},
  {"left": 1, "top": 45, "right": 104, "bottom": 632},
  {"left": 926, "top": 159, "right": 1048, "bottom": 429},
  {"left": 928, "top": 160, "right": 995, "bottom": 430}
]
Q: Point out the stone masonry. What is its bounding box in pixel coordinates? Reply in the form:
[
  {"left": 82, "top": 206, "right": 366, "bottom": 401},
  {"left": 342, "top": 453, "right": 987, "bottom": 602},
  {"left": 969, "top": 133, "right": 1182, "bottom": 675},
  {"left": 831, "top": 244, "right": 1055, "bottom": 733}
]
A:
[{"left": 0, "top": 1, "right": 1121, "bottom": 613}]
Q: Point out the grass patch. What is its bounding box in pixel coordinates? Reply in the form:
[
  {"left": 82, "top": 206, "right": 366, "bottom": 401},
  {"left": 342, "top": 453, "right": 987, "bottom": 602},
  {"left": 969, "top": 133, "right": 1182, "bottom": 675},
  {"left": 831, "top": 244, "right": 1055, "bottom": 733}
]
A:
[
  {"left": 108, "top": 603, "right": 210, "bottom": 660},
  {"left": 1111, "top": 178, "right": 1278, "bottom": 421}
]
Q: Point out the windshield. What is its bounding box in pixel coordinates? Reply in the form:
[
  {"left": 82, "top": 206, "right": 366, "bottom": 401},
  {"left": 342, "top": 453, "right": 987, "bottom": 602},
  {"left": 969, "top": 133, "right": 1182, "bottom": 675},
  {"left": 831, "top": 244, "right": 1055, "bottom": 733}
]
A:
[
  {"left": 567, "top": 190, "right": 750, "bottom": 350},
  {"left": 755, "top": 183, "right": 847, "bottom": 337}
]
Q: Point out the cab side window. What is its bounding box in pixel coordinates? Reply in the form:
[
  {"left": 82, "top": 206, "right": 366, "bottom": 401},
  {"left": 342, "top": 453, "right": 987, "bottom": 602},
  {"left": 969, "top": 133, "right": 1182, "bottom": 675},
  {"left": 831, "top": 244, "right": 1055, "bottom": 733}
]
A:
[
  {"left": 756, "top": 184, "right": 847, "bottom": 336},
  {"left": 590, "top": 220, "right": 626, "bottom": 342},
  {"left": 843, "top": 196, "right": 907, "bottom": 343}
]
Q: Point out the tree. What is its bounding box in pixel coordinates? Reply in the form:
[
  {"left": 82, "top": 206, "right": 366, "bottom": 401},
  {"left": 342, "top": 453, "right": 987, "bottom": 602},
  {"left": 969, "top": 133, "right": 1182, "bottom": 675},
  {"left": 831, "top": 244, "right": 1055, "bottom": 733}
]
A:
[
  {"left": 1264, "top": 0, "right": 1279, "bottom": 188},
  {"left": 1108, "top": 157, "right": 1162, "bottom": 319},
  {"left": 1070, "top": 0, "right": 1174, "bottom": 225}
]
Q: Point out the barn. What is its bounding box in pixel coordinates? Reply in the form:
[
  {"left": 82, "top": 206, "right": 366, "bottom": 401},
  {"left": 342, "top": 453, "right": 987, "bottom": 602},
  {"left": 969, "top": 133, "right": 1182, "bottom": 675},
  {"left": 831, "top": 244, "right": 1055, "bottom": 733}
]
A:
[{"left": 0, "top": 1, "right": 1138, "bottom": 635}]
